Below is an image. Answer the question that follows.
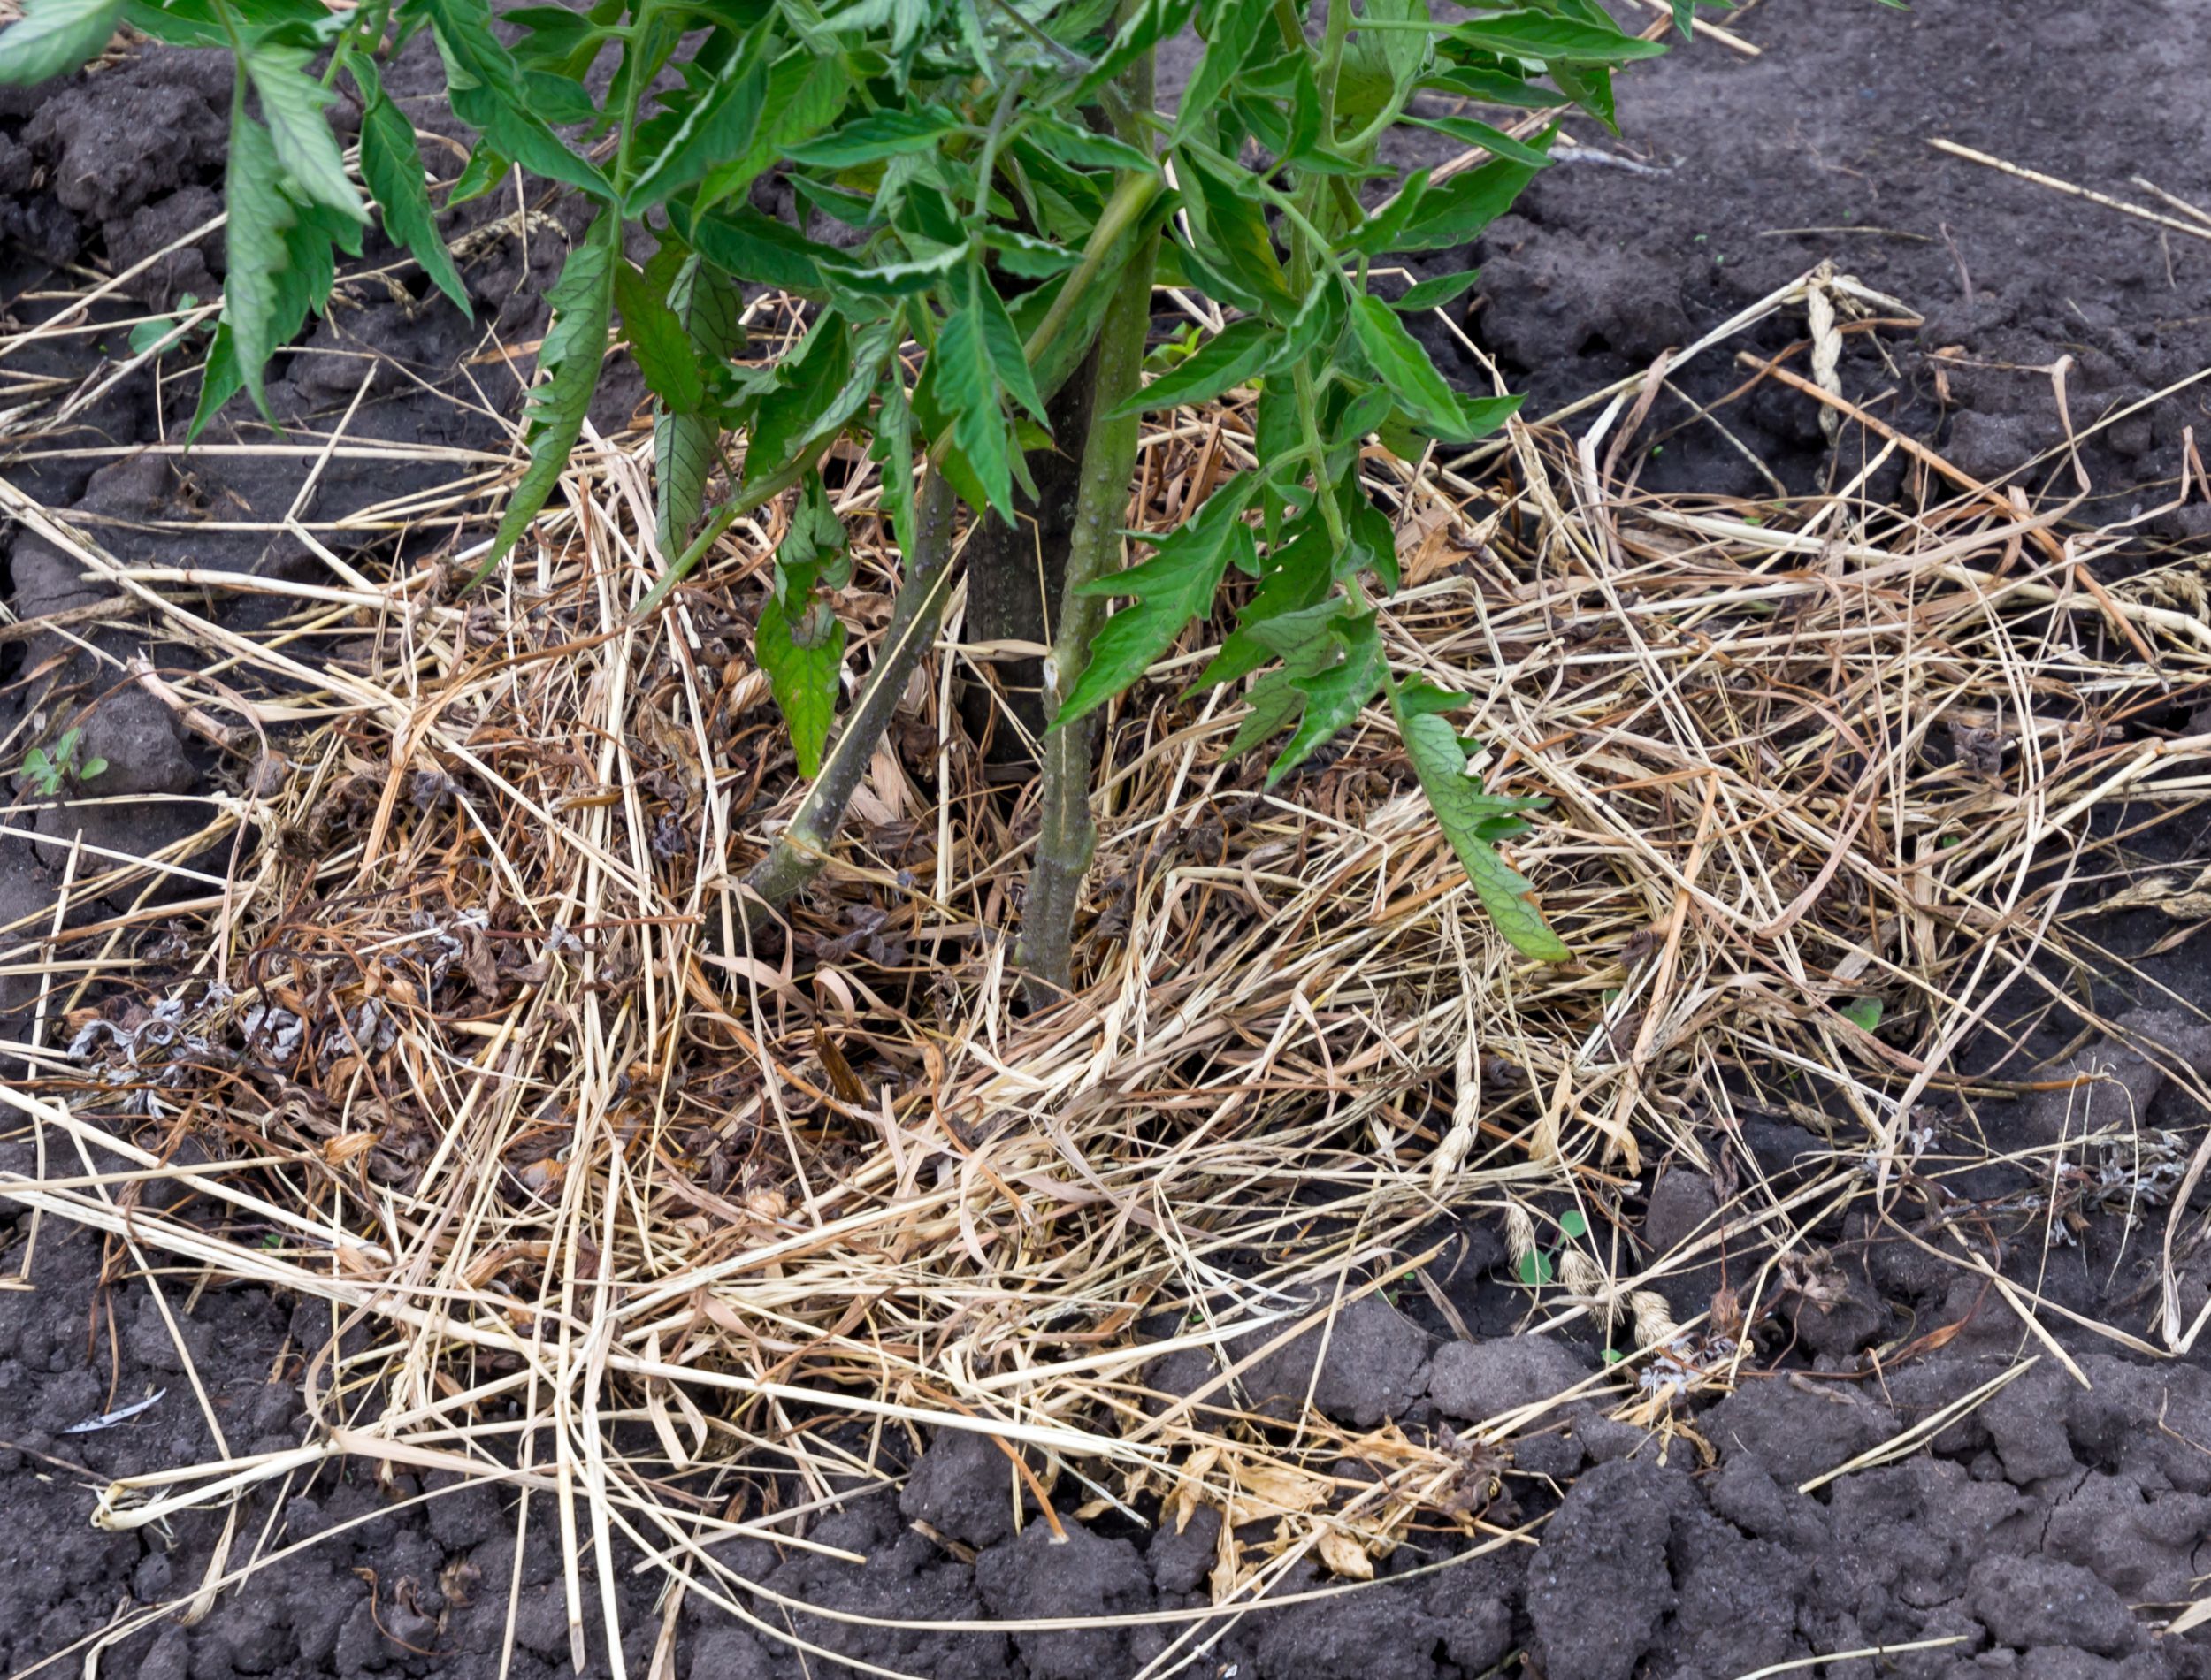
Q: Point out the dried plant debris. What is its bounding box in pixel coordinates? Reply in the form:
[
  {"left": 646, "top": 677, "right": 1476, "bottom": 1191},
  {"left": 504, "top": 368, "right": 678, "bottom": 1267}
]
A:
[{"left": 1, "top": 256, "right": 2209, "bottom": 1678}]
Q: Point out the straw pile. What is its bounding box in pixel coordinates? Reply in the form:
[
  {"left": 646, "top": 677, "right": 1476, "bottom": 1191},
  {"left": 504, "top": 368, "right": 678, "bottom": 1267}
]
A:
[{"left": 4, "top": 263, "right": 2210, "bottom": 1671}]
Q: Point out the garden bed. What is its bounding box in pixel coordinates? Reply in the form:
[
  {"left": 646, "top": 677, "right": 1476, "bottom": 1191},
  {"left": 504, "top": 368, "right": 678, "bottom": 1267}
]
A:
[{"left": 3, "top": 3, "right": 2211, "bottom": 1679}]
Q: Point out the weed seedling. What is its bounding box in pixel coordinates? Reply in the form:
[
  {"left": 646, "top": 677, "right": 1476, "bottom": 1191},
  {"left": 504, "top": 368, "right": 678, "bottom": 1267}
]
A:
[{"left": 19, "top": 727, "right": 106, "bottom": 797}]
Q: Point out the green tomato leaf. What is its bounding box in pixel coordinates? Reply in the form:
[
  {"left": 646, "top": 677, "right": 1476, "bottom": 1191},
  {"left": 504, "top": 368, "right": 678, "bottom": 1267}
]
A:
[
  {"left": 1404, "top": 114, "right": 1557, "bottom": 169},
  {"left": 756, "top": 593, "right": 845, "bottom": 778},
  {"left": 0, "top": 0, "right": 120, "bottom": 84},
  {"left": 970, "top": 266, "right": 1046, "bottom": 425},
  {"left": 785, "top": 105, "right": 961, "bottom": 168},
  {"left": 1547, "top": 57, "right": 1617, "bottom": 130},
  {"left": 653, "top": 247, "right": 744, "bottom": 554},
  {"left": 614, "top": 256, "right": 707, "bottom": 415},
  {"left": 1339, "top": 167, "right": 1433, "bottom": 259},
  {"left": 1391, "top": 268, "right": 1480, "bottom": 313},
  {"left": 624, "top": 25, "right": 776, "bottom": 210},
  {"left": 1449, "top": 10, "right": 1666, "bottom": 63},
  {"left": 352, "top": 55, "right": 471, "bottom": 315},
  {"left": 1348, "top": 292, "right": 1478, "bottom": 439},
  {"left": 218, "top": 111, "right": 299, "bottom": 424},
  {"left": 870, "top": 362, "right": 919, "bottom": 559},
  {"left": 413, "top": 0, "right": 610, "bottom": 197},
  {"left": 678, "top": 202, "right": 842, "bottom": 297},
  {"left": 1056, "top": 476, "right": 1259, "bottom": 729},
  {"left": 930, "top": 290, "right": 1018, "bottom": 523},
  {"left": 816, "top": 238, "right": 969, "bottom": 299},
  {"left": 695, "top": 50, "right": 851, "bottom": 216},
  {"left": 1268, "top": 609, "right": 1385, "bottom": 783},
  {"left": 1390, "top": 136, "right": 1553, "bottom": 252},
  {"left": 1174, "top": 0, "right": 1273, "bottom": 144},
  {"left": 1390, "top": 681, "right": 1570, "bottom": 961},
  {"left": 1178, "top": 147, "right": 1296, "bottom": 311},
  {"left": 774, "top": 470, "right": 848, "bottom": 603},
  {"left": 188, "top": 189, "right": 349, "bottom": 439},
  {"left": 1074, "top": 0, "right": 1196, "bottom": 104},
  {"left": 482, "top": 216, "right": 616, "bottom": 571},
  {"left": 1111, "top": 316, "right": 1275, "bottom": 419},
  {"left": 445, "top": 142, "right": 510, "bottom": 208},
  {"left": 1025, "top": 114, "right": 1159, "bottom": 176},
  {"left": 748, "top": 310, "right": 852, "bottom": 485}
]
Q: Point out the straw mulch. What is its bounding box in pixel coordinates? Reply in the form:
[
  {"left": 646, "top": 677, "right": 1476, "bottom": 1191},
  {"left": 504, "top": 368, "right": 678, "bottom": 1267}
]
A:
[{"left": 4, "top": 264, "right": 2211, "bottom": 1669}]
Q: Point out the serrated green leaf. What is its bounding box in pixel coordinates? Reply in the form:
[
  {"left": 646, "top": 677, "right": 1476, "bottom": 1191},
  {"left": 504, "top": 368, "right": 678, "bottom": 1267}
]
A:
[
  {"left": 482, "top": 217, "right": 616, "bottom": 570},
  {"left": 930, "top": 292, "right": 1016, "bottom": 523},
  {"left": 352, "top": 56, "right": 471, "bottom": 315},
  {"left": 1391, "top": 135, "right": 1552, "bottom": 252},
  {"left": 1404, "top": 113, "right": 1556, "bottom": 169},
  {"left": 1390, "top": 683, "right": 1569, "bottom": 961},
  {"left": 870, "top": 362, "right": 919, "bottom": 559},
  {"left": 614, "top": 257, "right": 707, "bottom": 414},
  {"left": 1271, "top": 274, "right": 1347, "bottom": 370},
  {"left": 756, "top": 593, "right": 845, "bottom": 776},
  {"left": 1419, "top": 63, "right": 1555, "bottom": 109},
  {"left": 1192, "top": 509, "right": 1335, "bottom": 691},
  {"left": 972, "top": 269, "right": 1045, "bottom": 424},
  {"left": 1349, "top": 293, "right": 1475, "bottom": 439},
  {"left": 625, "top": 25, "right": 775, "bottom": 210},
  {"left": 189, "top": 195, "right": 349, "bottom": 439},
  {"left": 985, "top": 225, "right": 1080, "bottom": 278},
  {"left": 122, "top": 0, "right": 334, "bottom": 47},
  {"left": 1450, "top": 10, "right": 1665, "bottom": 63},
  {"left": 651, "top": 247, "right": 743, "bottom": 557},
  {"left": 678, "top": 202, "right": 841, "bottom": 296},
  {"left": 1074, "top": 0, "right": 1195, "bottom": 103},
  {"left": 0, "top": 0, "right": 121, "bottom": 85},
  {"left": 1113, "top": 316, "right": 1274, "bottom": 418},
  {"left": 1026, "top": 114, "right": 1159, "bottom": 177},
  {"left": 1174, "top": 0, "right": 1272, "bottom": 144},
  {"left": 446, "top": 142, "right": 510, "bottom": 207},
  {"left": 1224, "top": 638, "right": 1329, "bottom": 760},
  {"left": 1354, "top": 0, "right": 1432, "bottom": 111},
  {"left": 504, "top": 4, "right": 607, "bottom": 71},
  {"left": 749, "top": 310, "right": 851, "bottom": 484},
  {"left": 1268, "top": 610, "right": 1383, "bottom": 783},
  {"left": 413, "top": 0, "right": 609, "bottom": 197},
  {"left": 219, "top": 111, "right": 299, "bottom": 424},
  {"left": 696, "top": 50, "right": 850, "bottom": 215},
  {"left": 738, "top": 317, "right": 882, "bottom": 510},
  {"left": 777, "top": 470, "right": 849, "bottom": 595},
  {"left": 655, "top": 410, "right": 720, "bottom": 558},
  {"left": 786, "top": 105, "right": 960, "bottom": 168},
  {"left": 1391, "top": 268, "right": 1480, "bottom": 313},
  {"left": 1057, "top": 477, "right": 1258, "bottom": 727},
  {"left": 1547, "top": 57, "right": 1616, "bottom": 129},
  {"left": 817, "top": 238, "right": 968, "bottom": 299},
  {"left": 1339, "top": 167, "right": 1430, "bottom": 258},
  {"left": 1178, "top": 147, "right": 1295, "bottom": 310}
]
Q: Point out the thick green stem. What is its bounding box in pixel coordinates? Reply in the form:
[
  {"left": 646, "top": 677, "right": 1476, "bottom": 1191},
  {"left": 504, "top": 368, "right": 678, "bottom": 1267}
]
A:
[
  {"left": 1017, "top": 39, "right": 1159, "bottom": 1008},
  {"left": 743, "top": 470, "right": 959, "bottom": 913}
]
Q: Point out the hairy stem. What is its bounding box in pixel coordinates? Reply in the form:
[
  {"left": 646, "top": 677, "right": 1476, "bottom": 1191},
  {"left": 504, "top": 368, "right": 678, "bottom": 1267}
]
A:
[
  {"left": 1017, "top": 35, "right": 1159, "bottom": 1008},
  {"left": 743, "top": 469, "right": 959, "bottom": 914}
]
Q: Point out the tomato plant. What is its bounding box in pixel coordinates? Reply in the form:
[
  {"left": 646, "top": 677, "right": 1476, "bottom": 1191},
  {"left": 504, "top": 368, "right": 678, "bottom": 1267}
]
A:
[{"left": 1, "top": 0, "right": 1703, "bottom": 997}]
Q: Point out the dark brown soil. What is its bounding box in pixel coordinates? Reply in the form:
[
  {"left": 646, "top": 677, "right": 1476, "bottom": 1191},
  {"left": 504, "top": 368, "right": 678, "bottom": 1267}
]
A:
[{"left": 4, "top": 3, "right": 2211, "bottom": 1678}]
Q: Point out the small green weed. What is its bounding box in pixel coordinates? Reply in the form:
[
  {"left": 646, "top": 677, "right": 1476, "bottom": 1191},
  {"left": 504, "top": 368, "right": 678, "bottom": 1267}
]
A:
[{"left": 19, "top": 727, "right": 106, "bottom": 797}]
